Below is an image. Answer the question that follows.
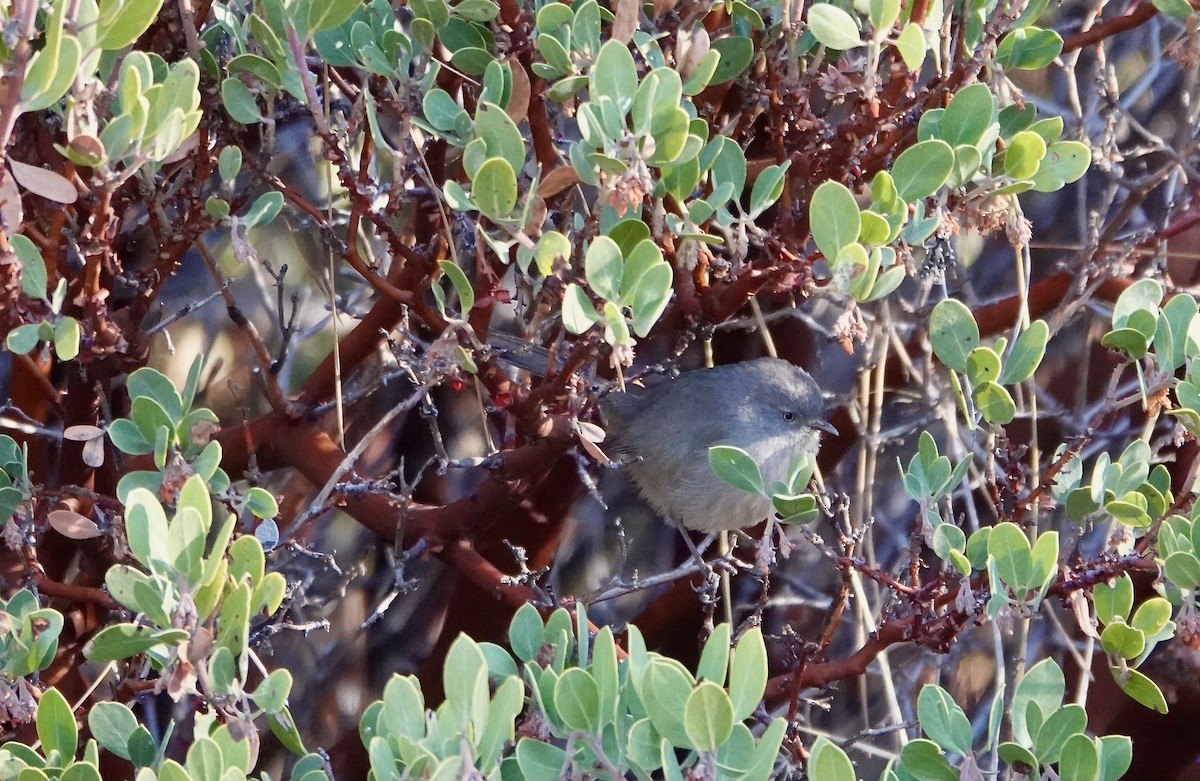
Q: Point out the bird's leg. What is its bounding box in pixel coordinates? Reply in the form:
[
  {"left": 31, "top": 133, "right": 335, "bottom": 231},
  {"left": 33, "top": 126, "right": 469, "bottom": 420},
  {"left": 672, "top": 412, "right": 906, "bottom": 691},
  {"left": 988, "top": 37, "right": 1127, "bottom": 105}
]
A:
[
  {"left": 680, "top": 530, "right": 716, "bottom": 568},
  {"left": 679, "top": 530, "right": 723, "bottom": 629}
]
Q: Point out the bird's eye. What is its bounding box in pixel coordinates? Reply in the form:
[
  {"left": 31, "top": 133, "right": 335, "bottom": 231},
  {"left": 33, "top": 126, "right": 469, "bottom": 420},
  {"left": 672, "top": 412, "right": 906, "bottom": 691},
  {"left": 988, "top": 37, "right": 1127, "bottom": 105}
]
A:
[{"left": 783, "top": 411, "right": 797, "bottom": 422}]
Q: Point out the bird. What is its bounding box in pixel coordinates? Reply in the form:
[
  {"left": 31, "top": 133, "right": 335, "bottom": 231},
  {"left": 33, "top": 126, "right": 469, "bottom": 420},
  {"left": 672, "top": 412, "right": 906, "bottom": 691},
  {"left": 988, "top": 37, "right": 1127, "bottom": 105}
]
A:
[{"left": 600, "top": 358, "right": 836, "bottom": 533}]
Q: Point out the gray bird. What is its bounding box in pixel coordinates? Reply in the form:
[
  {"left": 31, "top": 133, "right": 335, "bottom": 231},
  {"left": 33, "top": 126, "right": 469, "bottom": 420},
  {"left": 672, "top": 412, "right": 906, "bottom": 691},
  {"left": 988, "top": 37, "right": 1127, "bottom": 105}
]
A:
[{"left": 601, "top": 358, "right": 835, "bottom": 533}]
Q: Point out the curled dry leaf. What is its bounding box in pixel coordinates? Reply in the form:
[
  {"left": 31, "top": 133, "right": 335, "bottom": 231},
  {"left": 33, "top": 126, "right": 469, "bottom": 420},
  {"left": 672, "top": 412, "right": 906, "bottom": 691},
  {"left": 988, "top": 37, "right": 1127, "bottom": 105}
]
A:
[
  {"left": 523, "top": 196, "right": 548, "bottom": 235},
  {"left": 66, "top": 135, "right": 105, "bottom": 167},
  {"left": 610, "top": 0, "right": 639, "bottom": 44},
  {"left": 574, "top": 419, "right": 610, "bottom": 462},
  {"left": 162, "top": 131, "right": 201, "bottom": 165},
  {"left": 64, "top": 425, "right": 107, "bottom": 467},
  {"left": 0, "top": 167, "right": 22, "bottom": 232},
  {"left": 82, "top": 436, "right": 105, "bottom": 467},
  {"left": 47, "top": 509, "right": 103, "bottom": 540},
  {"left": 504, "top": 58, "right": 531, "bottom": 125},
  {"left": 537, "top": 166, "right": 582, "bottom": 199},
  {"left": 1069, "top": 591, "right": 1101, "bottom": 640},
  {"left": 675, "top": 26, "right": 710, "bottom": 80},
  {"left": 189, "top": 418, "right": 220, "bottom": 447},
  {"left": 63, "top": 425, "right": 105, "bottom": 441},
  {"left": 8, "top": 160, "right": 77, "bottom": 204}
]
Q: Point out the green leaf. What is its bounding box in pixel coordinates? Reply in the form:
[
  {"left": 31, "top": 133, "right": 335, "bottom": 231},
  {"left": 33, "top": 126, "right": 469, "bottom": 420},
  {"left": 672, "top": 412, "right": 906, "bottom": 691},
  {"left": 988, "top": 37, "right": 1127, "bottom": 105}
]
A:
[
  {"left": 1029, "top": 116, "right": 1064, "bottom": 144},
  {"left": 929, "top": 298, "right": 979, "bottom": 372},
  {"left": 252, "top": 669, "right": 293, "bottom": 714},
  {"left": 562, "top": 283, "right": 598, "bottom": 333},
  {"left": 1011, "top": 658, "right": 1065, "bottom": 744},
  {"left": 869, "top": 0, "right": 901, "bottom": 35},
  {"left": 13, "top": 236, "right": 47, "bottom": 300},
  {"left": 683, "top": 682, "right": 734, "bottom": 751},
  {"left": 52, "top": 317, "right": 80, "bottom": 361},
  {"left": 1031, "top": 141, "right": 1091, "bottom": 192},
  {"left": 1000, "top": 104, "right": 1038, "bottom": 139},
  {"left": 382, "top": 674, "right": 425, "bottom": 740},
  {"left": 995, "top": 26, "right": 1063, "bottom": 70},
  {"left": 6, "top": 323, "right": 43, "bottom": 355},
  {"left": 88, "top": 701, "right": 139, "bottom": 760},
  {"left": 457, "top": 0, "right": 500, "bottom": 21},
  {"left": 216, "top": 582, "right": 252, "bottom": 679},
  {"left": 1132, "top": 597, "right": 1173, "bottom": 638},
  {"left": 1101, "top": 327, "right": 1149, "bottom": 359},
  {"left": 916, "top": 685, "right": 972, "bottom": 754},
  {"left": 1155, "top": 294, "right": 1198, "bottom": 371},
  {"left": 591, "top": 39, "right": 637, "bottom": 112},
  {"left": 891, "top": 139, "right": 954, "bottom": 201},
  {"left": 535, "top": 35, "right": 572, "bottom": 78},
  {"left": 709, "top": 36, "right": 754, "bottom": 83},
  {"left": 1059, "top": 734, "right": 1100, "bottom": 781},
  {"left": 696, "top": 623, "right": 731, "bottom": 686},
  {"left": 940, "top": 83, "right": 995, "bottom": 147},
  {"left": 1112, "top": 278, "right": 1162, "bottom": 330},
  {"left": 1114, "top": 667, "right": 1168, "bottom": 713},
  {"left": 809, "top": 181, "right": 861, "bottom": 260},
  {"left": 708, "top": 445, "right": 765, "bottom": 495},
  {"left": 308, "top": 0, "right": 360, "bottom": 31},
  {"left": 220, "top": 78, "right": 262, "bottom": 124},
  {"left": 645, "top": 107, "right": 691, "bottom": 165},
  {"left": 184, "top": 737, "right": 223, "bottom": 781},
  {"left": 37, "top": 687, "right": 77, "bottom": 762},
  {"left": 1000, "top": 320, "right": 1049, "bottom": 384},
  {"left": 899, "top": 739, "right": 958, "bottom": 781},
  {"left": 515, "top": 738, "right": 567, "bottom": 778},
  {"left": 858, "top": 210, "right": 890, "bottom": 245},
  {"left": 894, "top": 23, "right": 926, "bottom": 70},
  {"left": 1033, "top": 703, "right": 1087, "bottom": 764},
  {"left": 124, "top": 488, "right": 170, "bottom": 571},
  {"left": 584, "top": 235, "right": 623, "bottom": 302},
  {"left": 97, "top": 0, "right": 165, "bottom": 50},
  {"left": 243, "top": 191, "right": 284, "bottom": 227},
  {"left": 472, "top": 157, "right": 518, "bottom": 221},
  {"left": 532, "top": 230, "right": 571, "bottom": 276},
  {"left": 423, "top": 89, "right": 465, "bottom": 133},
  {"left": 772, "top": 492, "right": 819, "bottom": 524},
  {"left": 747, "top": 161, "right": 790, "bottom": 218},
  {"left": 244, "top": 486, "right": 279, "bottom": 519},
  {"left": 1097, "top": 735, "right": 1133, "bottom": 781},
  {"left": 1094, "top": 574, "right": 1134, "bottom": 625},
  {"left": 682, "top": 49, "right": 721, "bottom": 94},
  {"left": 1101, "top": 622, "right": 1145, "bottom": 660},
  {"left": 999, "top": 741, "right": 1040, "bottom": 772},
  {"left": 105, "top": 566, "right": 170, "bottom": 624},
  {"left": 627, "top": 262, "right": 672, "bottom": 337},
  {"left": 205, "top": 197, "right": 230, "bottom": 219},
  {"left": 167, "top": 507, "right": 206, "bottom": 587},
  {"left": 809, "top": 736, "right": 857, "bottom": 781},
  {"left": 728, "top": 626, "right": 768, "bottom": 722},
  {"left": 639, "top": 658, "right": 693, "bottom": 746},
  {"left": 973, "top": 381, "right": 1016, "bottom": 424},
  {"left": 966, "top": 346, "right": 1001, "bottom": 385},
  {"left": 742, "top": 718, "right": 786, "bottom": 781},
  {"left": 554, "top": 668, "right": 600, "bottom": 732},
  {"left": 226, "top": 54, "right": 282, "bottom": 90},
  {"left": 84, "top": 624, "right": 189, "bottom": 661},
  {"left": 807, "top": 4, "right": 863, "bottom": 49},
  {"left": 438, "top": 260, "right": 475, "bottom": 315},
  {"left": 989, "top": 521, "right": 1032, "bottom": 594},
  {"left": 1005, "top": 130, "right": 1047, "bottom": 180},
  {"left": 474, "top": 102, "right": 526, "bottom": 174},
  {"left": 1152, "top": 0, "right": 1194, "bottom": 17}
]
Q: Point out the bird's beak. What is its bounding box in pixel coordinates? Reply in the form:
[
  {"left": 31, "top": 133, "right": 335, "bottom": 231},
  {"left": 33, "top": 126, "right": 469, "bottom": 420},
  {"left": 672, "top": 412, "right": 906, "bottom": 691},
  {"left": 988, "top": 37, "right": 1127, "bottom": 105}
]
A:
[{"left": 812, "top": 420, "right": 839, "bottom": 437}]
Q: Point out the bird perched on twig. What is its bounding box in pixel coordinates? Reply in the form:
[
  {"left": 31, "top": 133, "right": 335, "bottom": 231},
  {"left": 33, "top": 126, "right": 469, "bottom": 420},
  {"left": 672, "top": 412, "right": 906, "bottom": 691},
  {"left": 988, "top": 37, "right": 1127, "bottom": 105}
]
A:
[{"left": 600, "top": 358, "right": 836, "bottom": 533}]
